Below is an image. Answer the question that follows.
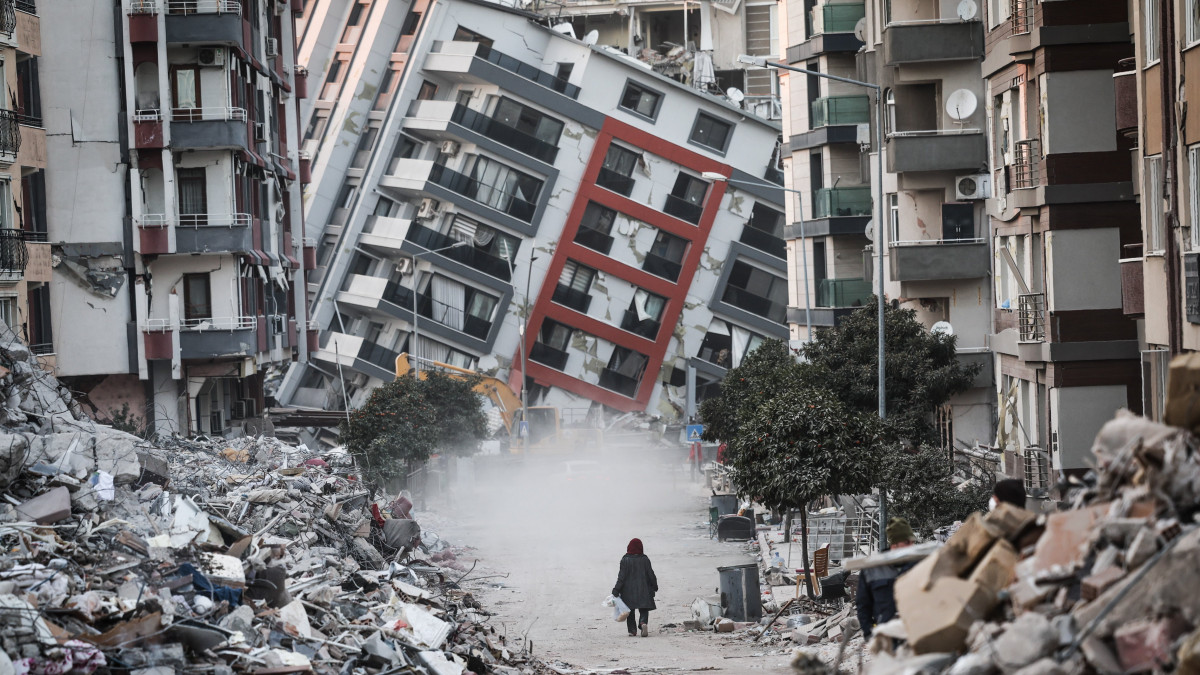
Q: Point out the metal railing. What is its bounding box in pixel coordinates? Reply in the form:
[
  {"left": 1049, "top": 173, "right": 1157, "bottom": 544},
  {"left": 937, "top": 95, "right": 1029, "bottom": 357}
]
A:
[
  {"left": 1012, "top": 139, "right": 1040, "bottom": 189},
  {"left": 0, "top": 109, "right": 22, "bottom": 157},
  {"left": 1017, "top": 292, "right": 1045, "bottom": 342},
  {"left": 739, "top": 224, "right": 786, "bottom": 258},
  {"left": 642, "top": 252, "right": 682, "bottom": 282},
  {"left": 889, "top": 237, "right": 987, "bottom": 247},
  {"left": 165, "top": 0, "right": 240, "bottom": 13},
  {"left": 171, "top": 106, "right": 248, "bottom": 122},
  {"left": 450, "top": 104, "right": 558, "bottom": 164},
  {"left": 1011, "top": 0, "right": 1034, "bottom": 34},
  {"left": 552, "top": 283, "right": 592, "bottom": 313},
  {"left": 178, "top": 213, "right": 252, "bottom": 227},
  {"left": 598, "top": 368, "right": 640, "bottom": 397},
  {"left": 663, "top": 194, "right": 703, "bottom": 224},
  {"left": 0, "top": 0, "right": 14, "bottom": 36},
  {"left": 133, "top": 109, "right": 162, "bottom": 122},
  {"left": 427, "top": 163, "right": 538, "bottom": 222},
  {"left": 816, "top": 277, "right": 871, "bottom": 308},
  {"left": 474, "top": 44, "right": 580, "bottom": 99},
  {"left": 14, "top": 0, "right": 34, "bottom": 12},
  {"left": 619, "top": 310, "right": 661, "bottom": 340},
  {"left": 137, "top": 214, "right": 171, "bottom": 228},
  {"left": 813, "top": 186, "right": 871, "bottom": 218},
  {"left": 574, "top": 226, "right": 614, "bottom": 255},
  {"left": 529, "top": 341, "right": 569, "bottom": 370},
  {"left": 810, "top": 1, "right": 865, "bottom": 36},
  {"left": 180, "top": 316, "right": 256, "bottom": 330},
  {"left": 596, "top": 167, "right": 635, "bottom": 196},
  {"left": 1023, "top": 445, "right": 1050, "bottom": 496},
  {"left": 357, "top": 340, "right": 400, "bottom": 371},
  {"left": 404, "top": 223, "right": 511, "bottom": 280},
  {"left": 721, "top": 286, "right": 786, "bottom": 323},
  {"left": 128, "top": 0, "right": 158, "bottom": 13},
  {"left": 811, "top": 95, "right": 870, "bottom": 128},
  {"left": 0, "top": 229, "right": 29, "bottom": 280}
]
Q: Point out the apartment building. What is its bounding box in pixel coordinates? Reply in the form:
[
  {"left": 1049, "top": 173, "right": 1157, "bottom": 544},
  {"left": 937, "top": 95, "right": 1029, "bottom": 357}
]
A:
[
  {"left": 1122, "top": 0, "right": 1200, "bottom": 424},
  {"left": 0, "top": 0, "right": 52, "bottom": 359},
  {"left": 779, "top": 0, "right": 993, "bottom": 453},
  {"left": 40, "top": 0, "right": 309, "bottom": 437},
  {"left": 982, "top": 0, "right": 1138, "bottom": 488},
  {"left": 277, "top": 0, "right": 788, "bottom": 422}
]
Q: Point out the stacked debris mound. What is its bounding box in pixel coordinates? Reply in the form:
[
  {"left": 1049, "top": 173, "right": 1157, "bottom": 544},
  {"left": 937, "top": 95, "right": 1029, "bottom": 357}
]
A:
[
  {"left": 803, "top": 409, "right": 1200, "bottom": 674},
  {"left": 0, "top": 334, "right": 573, "bottom": 675}
]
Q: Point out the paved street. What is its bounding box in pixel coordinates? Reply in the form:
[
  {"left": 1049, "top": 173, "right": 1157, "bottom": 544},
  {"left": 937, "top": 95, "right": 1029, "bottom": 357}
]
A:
[{"left": 431, "top": 443, "right": 797, "bottom": 673}]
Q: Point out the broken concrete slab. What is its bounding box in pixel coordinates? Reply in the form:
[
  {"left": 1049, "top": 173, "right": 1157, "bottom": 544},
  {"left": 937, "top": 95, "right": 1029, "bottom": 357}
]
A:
[{"left": 16, "top": 486, "right": 71, "bottom": 524}]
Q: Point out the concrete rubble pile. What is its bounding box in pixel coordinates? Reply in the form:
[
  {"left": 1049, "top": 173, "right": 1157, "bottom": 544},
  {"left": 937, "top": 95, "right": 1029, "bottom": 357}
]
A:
[
  {"left": 792, "top": 407, "right": 1200, "bottom": 674},
  {"left": 0, "top": 331, "right": 567, "bottom": 675}
]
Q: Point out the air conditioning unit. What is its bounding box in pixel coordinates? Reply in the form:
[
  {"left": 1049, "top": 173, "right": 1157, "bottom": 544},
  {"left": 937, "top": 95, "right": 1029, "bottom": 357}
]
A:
[
  {"left": 417, "top": 198, "right": 441, "bottom": 220},
  {"left": 271, "top": 314, "right": 286, "bottom": 333},
  {"left": 231, "top": 400, "right": 248, "bottom": 419},
  {"left": 210, "top": 410, "right": 225, "bottom": 433},
  {"left": 254, "top": 122, "right": 268, "bottom": 143},
  {"left": 266, "top": 38, "right": 280, "bottom": 57},
  {"left": 955, "top": 173, "right": 992, "bottom": 201},
  {"left": 439, "top": 140, "right": 460, "bottom": 157},
  {"left": 197, "top": 47, "right": 226, "bottom": 68},
  {"left": 395, "top": 257, "right": 414, "bottom": 275}
]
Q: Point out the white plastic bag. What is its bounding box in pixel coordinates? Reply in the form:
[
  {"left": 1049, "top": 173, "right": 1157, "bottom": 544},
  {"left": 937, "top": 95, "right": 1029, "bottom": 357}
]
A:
[{"left": 612, "top": 595, "right": 631, "bottom": 622}]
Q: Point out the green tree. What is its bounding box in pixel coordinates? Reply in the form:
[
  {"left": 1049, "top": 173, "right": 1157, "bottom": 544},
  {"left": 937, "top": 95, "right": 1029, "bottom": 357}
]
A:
[{"left": 340, "top": 371, "right": 488, "bottom": 483}]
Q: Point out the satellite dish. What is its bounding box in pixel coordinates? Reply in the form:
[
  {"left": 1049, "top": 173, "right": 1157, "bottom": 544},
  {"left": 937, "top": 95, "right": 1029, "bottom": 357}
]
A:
[
  {"left": 945, "top": 89, "right": 978, "bottom": 120},
  {"left": 932, "top": 321, "right": 955, "bottom": 336},
  {"left": 853, "top": 17, "right": 867, "bottom": 42},
  {"left": 583, "top": 29, "right": 599, "bottom": 45},
  {"left": 956, "top": 0, "right": 978, "bottom": 20},
  {"left": 726, "top": 87, "right": 745, "bottom": 103},
  {"left": 864, "top": 220, "right": 875, "bottom": 242}
]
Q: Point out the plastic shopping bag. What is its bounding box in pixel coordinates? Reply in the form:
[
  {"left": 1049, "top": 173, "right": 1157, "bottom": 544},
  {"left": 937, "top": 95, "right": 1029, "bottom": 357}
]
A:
[{"left": 612, "top": 595, "right": 631, "bottom": 622}]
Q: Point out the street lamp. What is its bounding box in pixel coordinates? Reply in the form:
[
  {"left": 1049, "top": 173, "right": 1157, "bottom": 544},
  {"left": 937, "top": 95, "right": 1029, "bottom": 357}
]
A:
[
  {"left": 500, "top": 243, "right": 537, "bottom": 446},
  {"left": 701, "top": 171, "right": 812, "bottom": 340},
  {"left": 738, "top": 53, "right": 890, "bottom": 547},
  {"left": 405, "top": 240, "right": 469, "bottom": 375}
]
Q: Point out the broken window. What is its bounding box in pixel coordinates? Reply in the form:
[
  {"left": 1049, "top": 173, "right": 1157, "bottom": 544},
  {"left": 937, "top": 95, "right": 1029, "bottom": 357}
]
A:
[
  {"left": 644, "top": 229, "right": 687, "bottom": 282},
  {"left": 183, "top": 273, "right": 212, "bottom": 321},
  {"left": 620, "top": 289, "right": 666, "bottom": 339},
  {"left": 598, "top": 144, "right": 639, "bottom": 196}
]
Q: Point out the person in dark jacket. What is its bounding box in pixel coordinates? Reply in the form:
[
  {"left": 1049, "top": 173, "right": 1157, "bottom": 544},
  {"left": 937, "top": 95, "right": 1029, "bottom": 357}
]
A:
[
  {"left": 613, "top": 538, "right": 658, "bottom": 637},
  {"left": 856, "top": 517, "right": 915, "bottom": 639}
]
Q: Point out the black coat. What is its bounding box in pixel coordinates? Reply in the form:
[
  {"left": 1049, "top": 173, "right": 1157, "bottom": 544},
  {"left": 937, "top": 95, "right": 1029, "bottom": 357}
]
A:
[{"left": 613, "top": 553, "right": 658, "bottom": 610}]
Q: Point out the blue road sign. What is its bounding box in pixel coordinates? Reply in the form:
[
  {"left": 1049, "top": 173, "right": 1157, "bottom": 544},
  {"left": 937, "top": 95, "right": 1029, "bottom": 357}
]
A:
[
  {"left": 686, "top": 424, "right": 705, "bottom": 443},
  {"left": 518, "top": 420, "right": 529, "bottom": 438}
]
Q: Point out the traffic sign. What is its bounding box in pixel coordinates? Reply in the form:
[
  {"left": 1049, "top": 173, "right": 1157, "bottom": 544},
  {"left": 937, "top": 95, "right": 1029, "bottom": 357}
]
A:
[
  {"left": 686, "top": 424, "right": 705, "bottom": 443},
  {"left": 518, "top": 420, "right": 529, "bottom": 438}
]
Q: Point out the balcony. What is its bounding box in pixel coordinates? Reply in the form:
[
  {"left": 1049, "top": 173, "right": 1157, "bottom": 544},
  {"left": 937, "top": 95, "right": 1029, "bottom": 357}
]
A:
[
  {"left": 596, "top": 167, "right": 634, "bottom": 196},
  {"left": 425, "top": 42, "right": 580, "bottom": 99},
  {"left": 721, "top": 286, "right": 786, "bottom": 323},
  {"left": 663, "top": 194, "right": 703, "bottom": 224},
  {"left": 169, "top": 107, "right": 250, "bottom": 151},
  {"left": 811, "top": 2, "right": 864, "bottom": 35},
  {"left": 1017, "top": 292, "right": 1045, "bottom": 343},
  {"left": 620, "top": 310, "right": 661, "bottom": 340},
  {"left": 530, "top": 341, "right": 569, "bottom": 370},
  {"left": 405, "top": 222, "right": 511, "bottom": 280},
  {"left": 816, "top": 277, "right": 871, "bottom": 308},
  {"left": 475, "top": 44, "right": 579, "bottom": 99},
  {"left": 357, "top": 339, "right": 401, "bottom": 373},
  {"left": 1011, "top": 139, "right": 1040, "bottom": 190},
  {"left": 359, "top": 215, "right": 411, "bottom": 252},
  {"left": 450, "top": 104, "right": 558, "bottom": 164},
  {"left": 163, "top": 0, "right": 243, "bottom": 47},
  {"left": 1121, "top": 255, "right": 1144, "bottom": 317},
  {"left": 598, "top": 368, "right": 640, "bottom": 397},
  {"left": 552, "top": 283, "right": 592, "bottom": 313},
  {"left": 0, "top": 0, "right": 14, "bottom": 39},
  {"left": 177, "top": 316, "right": 256, "bottom": 359},
  {"left": 886, "top": 132, "right": 987, "bottom": 173},
  {"left": 643, "top": 252, "right": 682, "bottom": 283},
  {"left": 428, "top": 163, "right": 537, "bottom": 223},
  {"left": 881, "top": 20, "right": 983, "bottom": 65},
  {"left": 175, "top": 213, "right": 253, "bottom": 254},
  {"left": 387, "top": 285, "right": 493, "bottom": 341},
  {"left": 811, "top": 96, "right": 869, "bottom": 128},
  {"left": 889, "top": 239, "right": 988, "bottom": 282},
  {"left": 574, "top": 226, "right": 614, "bottom": 255},
  {"left": 739, "top": 224, "right": 786, "bottom": 258},
  {"left": 0, "top": 229, "right": 29, "bottom": 283},
  {"left": 813, "top": 186, "right": 871, "bottom": 219},
  {"left": 0, "top": 109, "right": 22, "bottom": 166}
]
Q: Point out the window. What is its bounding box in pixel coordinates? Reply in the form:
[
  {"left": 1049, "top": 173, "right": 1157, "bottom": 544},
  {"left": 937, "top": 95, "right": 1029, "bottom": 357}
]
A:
[
  {"left": 724, "top": 260, "right": 787, "bottom": 321},
  {"left": 452, "top": 26, "right": 493, "bottom": 48},
  {"left": 16, "top": 58, "right": 41, "bottom": 126},
  {"left": 539, "top": 320, "right": 574, "bottom": 350},
  {"left": 1146, "top": 155, "right": 1164, "bottom": 252},
  {"left": 171, "top": 65, "right": 201, "bottom": 121},
  {"left": 26, "top": 286, "right": 51, "bottom": 353},
  {"left": 884, "top": 89, "right": 896, "bottom": 135},
  {"left": 1191, "top": 146, "right": 1200, "bottom": 249},
  {"left": 618, "top": 81, "right": 662, "bottom": 120},
  {"left": 341, "top": 2, "right": 366, "bottom": 42},
  {"left": 1145, "top": 0, "right": 1161, "bottom": 63},
  {"left": 621, "top": 289, "right": 667, "bottom": 339},
  {"left": 602, "top": 347, "right": 647, "bottom": 396},
  {"left": 559, "top": 260, "right": 596, "bottom": 294},
  {"left": 176, "top": 168, "right": 207, "bottom": 224},
  {"left": 748, "top": 202, "right": 784, "bottom": 237},
  {"left": 555, "top": 63, "right": 574, "bottom": 82},
  {"left": 664, "top": 173, "right": 709, "bottom": 224},
  {"left": 581, "top": 202, "right": 616, "bottom": 235},
  {"left": 0, "top": 295, "right": 16, "bottom": 331},
  {"left": 322, "top": 57, "right": 348, "bottom": 99},
  {"left": 644, "top": 229, "right": 687, "bottom": 282},
  {"left": 888, "top": 193, "right": 900, "bottom": 243},
  {"left": 466, "top": 155, "right": 543, "bottom": 216},
  {"left": 1189, "top": 0, "right": 1200, "bottom": 45},
  {"left": 304, "top": 111, "right": 329, "bottom": 141},
  {"left": 373, "top": 196, "right": 400, "bottom": 217},
  {"left": 417, "top": 80, "right": 438, "bottom": 101},
  {"left": 373, "top": 69, "right": 398, "bottom": 111},
  {"left": 492, "top": 97, "right": 565, "bottom": 147},
  {"left": 689, "top": 113, "right": 733, "bottom": 153},
  {"left": 351, "top": 125, "right": 380, "bottom": 169},
  {"left": 183, "top": 273, "right": 213, "bottom": 321},
  {"left": 598, "top": 144, "right": 639, "bottom": 196},
  {"left": 21, "top": 171, "right": 46, "bottom": 238}
]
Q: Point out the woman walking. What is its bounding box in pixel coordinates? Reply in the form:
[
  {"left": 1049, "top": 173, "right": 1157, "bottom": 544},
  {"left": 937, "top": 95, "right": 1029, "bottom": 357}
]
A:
[{"left": 613, "top": 538, "right": 658, "bottom": 637}]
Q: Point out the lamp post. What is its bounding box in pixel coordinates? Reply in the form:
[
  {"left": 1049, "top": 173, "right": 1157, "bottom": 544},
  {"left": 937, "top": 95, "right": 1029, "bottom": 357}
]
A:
[
  {"left": 701, "top": 171, "right": 811, "bottom": 340},
  {"left": 738, "top": 54, "right": 890, "bottom": 548},
  {"left": 405, "top": 240, "right": 469, "bottom": 375},
  {"left": 500, "top": 243, "right": 537, "bottom": 447}
]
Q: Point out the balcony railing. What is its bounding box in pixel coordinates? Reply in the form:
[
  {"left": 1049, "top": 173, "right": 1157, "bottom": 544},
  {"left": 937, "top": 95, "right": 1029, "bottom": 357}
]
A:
[
  {"left": 1018, "top": 292, "right": 1045, "bottom": 342},
  {"left": 391, "top": 287, "right": 493, "bottom": 340},
  {"left": 813, "top": 186, "right": 871, "bottom": 218},
  {"left": 0, "top": 0, "right": 14, "bottom": 36},
  {"left": 721, "top": 286, "right": 786, "bottom": 323},
  {"left": 475, "top": 44, "right": 580, "bottom": 99},
  {"left": 1011, "top": 0, "right": 1033, "bottom": 34},
  {"left": 530, "top": 341, "right": 569, "bottom": 370},
  {"left": 428, "top": 163, "right": 537, "bottom": 222},
  {"left": 739, "top": 225, "right": 786, "bottom": 258},
  {"left": 663, "top": 194, "right": 703, "bottom": 224},
  {"left": 811, "top": 95, "right": 870, "bottom": 128},
  {"left": 598, "top": 368, "right": 640, "bottom": 397},
  {"left": 178, "top": 316, "right": 256, "bottom": 330},
  {"left": 1012, "top": 139, "right": 1039, "bottom": 189},
  {"left": 166, "top": 0, "right": 240, "bottom": 13},
  {"left": 178, "top": 213, "right": 252, "bottom": 227},
  {"left": 816, "top": 277, "right": 871, "bottom": 308},
  {"left": 811, "top": 2, "right": 865, "bottom": 35},
  {"left": 620, "top": 310, "right": 661, "bottom": 340},
  {"left": 405, "top": 222, "right": 511, "bottom": 280},
  {"left": 574, "top": 226, "right": 614, "bottom": 255},
  {"left": 0, "top": 110, "right": 23, "bottom": 158},
  {"left": 14, "top": 0, "right": 33, "bottom": 12},
  {"left": 596, "top": 167, "right": 634, "bottom": 196},
  {"left": 358, "top": 340, "right": 400, "bottom": 372},
  {"left": 171, "top": 106, "right": 247, "bottom": 122},
  {"left": 0, "top": 229, "right": 29, "bottom": 281},
  {"left": 643, "top": 252, "right": 682, "bottom": 282},
  {"left": 451, "top": 104, "right": 558, "bottom": 164},
  {"left": 552, "top": 284, "right": 592, "bottom": 313}
]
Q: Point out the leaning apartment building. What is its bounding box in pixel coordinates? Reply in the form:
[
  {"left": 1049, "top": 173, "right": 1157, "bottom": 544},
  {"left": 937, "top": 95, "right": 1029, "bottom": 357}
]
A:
[
  {"left": 37, "top": 0, "right": 310, "bottom": 437},
  {"left": 276, "top": 0, "right": 790, "bottom": 421}
]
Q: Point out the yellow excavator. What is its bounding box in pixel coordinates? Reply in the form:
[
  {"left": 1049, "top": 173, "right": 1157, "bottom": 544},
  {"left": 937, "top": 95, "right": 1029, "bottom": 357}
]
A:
[{"left": 394, "top": 353, "right": 569, "bottom": 451}]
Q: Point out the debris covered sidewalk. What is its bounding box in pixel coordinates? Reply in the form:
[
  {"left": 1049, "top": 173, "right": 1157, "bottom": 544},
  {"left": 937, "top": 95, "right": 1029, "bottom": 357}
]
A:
[{"left": 0, "top": 328, "right": 579, "bottom": 675}]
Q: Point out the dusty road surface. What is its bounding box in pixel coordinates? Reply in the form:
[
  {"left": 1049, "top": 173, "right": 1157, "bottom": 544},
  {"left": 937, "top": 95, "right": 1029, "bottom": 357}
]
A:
[{"left": 432, "top": 442, "right": 798, "bottom": 673}]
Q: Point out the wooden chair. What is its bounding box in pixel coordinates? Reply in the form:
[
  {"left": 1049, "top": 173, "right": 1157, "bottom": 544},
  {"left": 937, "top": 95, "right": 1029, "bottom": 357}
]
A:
[{"left": 795, "top": 544, "right": 830, "bottom": 598}]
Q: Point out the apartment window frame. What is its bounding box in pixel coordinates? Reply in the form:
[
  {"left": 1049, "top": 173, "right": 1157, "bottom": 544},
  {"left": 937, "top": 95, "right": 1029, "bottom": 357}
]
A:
[
  {"left": 1191, "top": 145, "right": 1200, "bottom": 249},
  {"left": 170, "top": 64, "right": 202, "bottom": 121},
  {"left": 491, "top": 96, "right": 565, "bottom": 147},
  {"left": 1189, "top": 0, "right": 1200, "bottom": 46},
  {"left": 183, "top": 273, "right": 213, "bottom": 321},
  {"left": 1145, "top": 0, "right": 1161, "bottom": 65},
  {"left": 559, "top": 259, "right": 596, "bottom": 295},
  {"left": 0, "top": 294, "right": 16, "bottom": 332},
  {"left": 888, "top": 193, "right": 900, "bottom": 243},
  {"left": 688, "top": 112, "right": 734, "bottom": 154},
  {"left": 176, "top": 167, "right": 208, "bottom": 223},
  {"left": 1145, "top": 155, "right": 1165, "bottom": 254},
  {"left": 538, "top": 319, "right": 574, "bottom": 351},
  {"left": 670, "top": 172, "right": 709, "bottom": 206},
  {"left": 618, "top": 80, "right": 664, "bottom": 121}
]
